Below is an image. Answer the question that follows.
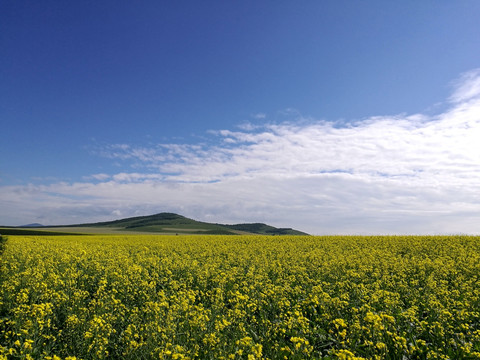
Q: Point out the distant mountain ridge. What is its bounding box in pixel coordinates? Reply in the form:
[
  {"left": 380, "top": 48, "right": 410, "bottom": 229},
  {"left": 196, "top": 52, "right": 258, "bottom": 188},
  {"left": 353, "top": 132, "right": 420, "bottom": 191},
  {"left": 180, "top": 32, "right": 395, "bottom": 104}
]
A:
[
  {"left": 21, "top": 223, "right": 44, "bottom": 227},
  {"left": 7, "top": 212, "right": 308, "bottom": 235}
]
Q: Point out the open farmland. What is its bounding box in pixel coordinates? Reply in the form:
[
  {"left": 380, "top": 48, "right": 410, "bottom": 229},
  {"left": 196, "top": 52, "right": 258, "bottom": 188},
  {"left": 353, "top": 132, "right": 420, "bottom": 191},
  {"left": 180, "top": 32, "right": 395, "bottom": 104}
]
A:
[{"left": 1, "top": 235, "right": 480, "bottom": 359}]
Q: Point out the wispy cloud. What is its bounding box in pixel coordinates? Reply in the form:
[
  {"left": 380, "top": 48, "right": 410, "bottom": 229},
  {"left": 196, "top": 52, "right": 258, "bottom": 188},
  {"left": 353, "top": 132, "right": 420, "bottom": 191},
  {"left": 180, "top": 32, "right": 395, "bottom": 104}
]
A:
[
  {"left": 252, "top": 112, "right": 266, "bottom": 119},
  {"left": 449, "top": 68, "right": 480, "bottom": 103},
  {"left": 2, "top": 69, "right": 480, "bottom": 234}
]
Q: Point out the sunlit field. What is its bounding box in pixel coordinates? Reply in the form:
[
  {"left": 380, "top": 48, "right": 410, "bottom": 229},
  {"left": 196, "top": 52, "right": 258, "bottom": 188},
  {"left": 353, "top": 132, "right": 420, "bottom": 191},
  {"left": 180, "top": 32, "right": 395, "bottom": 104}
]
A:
[{"left": 1, "top": 235, "right": 480, "bottom": 359}]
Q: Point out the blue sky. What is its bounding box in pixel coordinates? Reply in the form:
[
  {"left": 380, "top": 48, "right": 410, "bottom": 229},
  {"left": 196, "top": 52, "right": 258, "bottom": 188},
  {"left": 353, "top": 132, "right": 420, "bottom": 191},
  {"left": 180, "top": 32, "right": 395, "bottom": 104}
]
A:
[{"left": 2, "top": 1, "right": 480, "bottom": 233}]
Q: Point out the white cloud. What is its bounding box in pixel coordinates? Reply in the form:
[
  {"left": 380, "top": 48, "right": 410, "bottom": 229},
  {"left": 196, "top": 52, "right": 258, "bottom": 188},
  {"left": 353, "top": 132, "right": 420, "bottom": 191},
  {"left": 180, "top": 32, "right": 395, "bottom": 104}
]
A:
[
  {"left": 84, "top": 173, "right": 111, "bottom": 181},
  {"left": 449, "top": 68, "right": 480, "bottom": 103},
  {"left": 2, "top": 70, "right": 480, "bottom": 234},
  {"left": 252, "top": 112, "right": 266, "bottom": 119}
]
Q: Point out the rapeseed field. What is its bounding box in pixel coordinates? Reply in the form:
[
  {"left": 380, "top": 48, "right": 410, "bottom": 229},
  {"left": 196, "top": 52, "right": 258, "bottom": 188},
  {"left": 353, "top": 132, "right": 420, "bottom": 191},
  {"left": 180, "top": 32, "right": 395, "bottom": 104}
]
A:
[{"left": 1, "top": 235, "right": 480, "bottom": 359}]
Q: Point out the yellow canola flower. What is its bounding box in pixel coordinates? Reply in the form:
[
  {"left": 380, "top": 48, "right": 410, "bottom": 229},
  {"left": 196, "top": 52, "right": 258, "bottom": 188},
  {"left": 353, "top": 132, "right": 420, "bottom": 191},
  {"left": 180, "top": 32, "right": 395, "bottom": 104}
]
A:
[{"left": 1, "top": 234, "right": 480, "bottom": 359}]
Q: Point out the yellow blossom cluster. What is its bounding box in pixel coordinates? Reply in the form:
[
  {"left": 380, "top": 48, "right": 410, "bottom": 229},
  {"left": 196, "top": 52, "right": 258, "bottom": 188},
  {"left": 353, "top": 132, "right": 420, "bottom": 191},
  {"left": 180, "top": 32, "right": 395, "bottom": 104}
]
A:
[{"left": 1, "top": 235, "right": 480, "bottom": 359}]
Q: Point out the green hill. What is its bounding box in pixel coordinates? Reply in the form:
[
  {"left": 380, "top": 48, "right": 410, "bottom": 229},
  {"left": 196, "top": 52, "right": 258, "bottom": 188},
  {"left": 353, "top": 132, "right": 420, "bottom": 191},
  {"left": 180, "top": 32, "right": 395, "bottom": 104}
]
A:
[
  {"left": 223, "top": 223, "right": 307, "bottom": 235},
  {"left": 4, "top": 213, "right": 308, "bottom": 235},
  {"left": 73, "top": 213, "right": 236, "bottom": 234}
]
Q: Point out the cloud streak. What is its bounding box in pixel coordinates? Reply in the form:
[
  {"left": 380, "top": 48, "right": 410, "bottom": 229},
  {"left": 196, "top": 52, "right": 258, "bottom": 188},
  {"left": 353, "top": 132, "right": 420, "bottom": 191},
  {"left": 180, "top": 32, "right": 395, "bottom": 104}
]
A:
[{"left": 2, "top": 69, "right": 480, "bottom": 234}]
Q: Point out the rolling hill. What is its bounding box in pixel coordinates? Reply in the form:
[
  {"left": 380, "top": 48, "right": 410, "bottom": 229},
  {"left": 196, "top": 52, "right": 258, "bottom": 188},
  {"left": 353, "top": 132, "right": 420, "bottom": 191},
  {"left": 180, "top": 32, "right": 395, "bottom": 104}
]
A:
[{"left": 1, "top": 213, "right": 308, "bottom": 235}]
